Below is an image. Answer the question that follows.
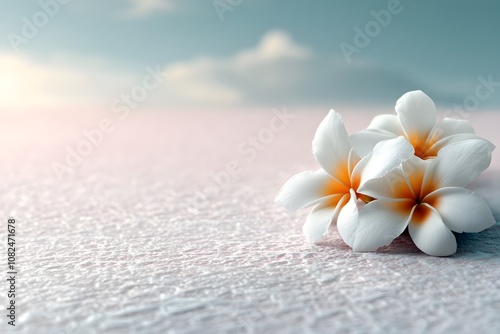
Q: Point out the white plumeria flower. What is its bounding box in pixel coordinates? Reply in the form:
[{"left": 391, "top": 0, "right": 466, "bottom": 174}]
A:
[
  {"left": 350, "top": 90, "right": 492, "bottom": 159},
  {"left": 343, "top": 139, "right": 496, "bottom": 256},
  {"left": 275, "top": 110, "right": 414, "bottom": 243}
]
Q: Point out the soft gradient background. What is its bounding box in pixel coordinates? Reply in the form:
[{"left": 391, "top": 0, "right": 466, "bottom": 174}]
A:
[{"left": 1, "top": 1, "right": 500, "bottom": 333}]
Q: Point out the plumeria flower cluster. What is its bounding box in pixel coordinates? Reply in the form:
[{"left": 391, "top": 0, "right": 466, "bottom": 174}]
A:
[{"left": 276, "top": 90, "right": 496, "bottom": 256}]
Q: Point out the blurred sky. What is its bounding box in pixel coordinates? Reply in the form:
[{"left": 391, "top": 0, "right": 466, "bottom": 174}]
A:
[{"left": 1, "top": 0, "right": 499, "bottom": 112}]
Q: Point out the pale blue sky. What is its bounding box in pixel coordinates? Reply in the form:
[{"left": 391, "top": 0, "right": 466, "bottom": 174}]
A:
[{"left": 1, "top": 0, "right": 499, "bottom": 111}]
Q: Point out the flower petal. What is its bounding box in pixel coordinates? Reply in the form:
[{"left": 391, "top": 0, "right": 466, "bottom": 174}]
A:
[
  {"left": 367, "top": 114, "right": 404, "bottom": 135},
  {"left": 402, "top": 156, "right": 432, "bottom": 199},
  {"left": 336, "top": 189, "right": 361, "bottom": 248},
  {"left": 352, "top": 136, "right": 414, "bottom": 189},
  {"left": 395, "top": 90, "right": 436, "bottom": 139},
  {"left": 347, "top": 148, "right": 361, "bottom": 175},
  {"left": 303, "top": 194, "right": 348, "bottom": 243},
  {"left": 424, "top": 133, "right": 480, "bottom": 158},
  {"left": 425, "top": 187, "right": 496, "bottom": 233},
  {"left": 275, "top": 169, "right": 338, "bottom": 211},
  {"left": 359, "top": 156, "right": 430, "bottom": 201},
  {"left": 349, "top": 200, "right": 413, "bottom": 251},
  {"left": 422, "top": 139, "right": 495, "bottom": 194},
  {"left": 312, "top": 110, "right": 351, "bottom": 182},
  {"left": 358, "top": 166, "right": 411, "bottom": 200},
  {"left": 349, "top": 129, "right": 397, "bottom": 157},
  {"left": 429, "top": 118, "right": 475, "bottom": 139},
  {"left": 422, "top": 118, "right": 476, "bottom": 157},
  {"left": 468, "top": 171, "right": 500, "bottom": 221},
  {"left": 408, "top": 204, "right": 457, "bottom": 256}
]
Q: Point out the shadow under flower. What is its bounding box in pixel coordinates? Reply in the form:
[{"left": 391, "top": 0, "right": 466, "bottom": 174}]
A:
[
  {"left": 315, "top": 222, "right": 500, "bottom": 258},
  {"left": 315, "top": 229, "right": 424, "bottom": 256}
]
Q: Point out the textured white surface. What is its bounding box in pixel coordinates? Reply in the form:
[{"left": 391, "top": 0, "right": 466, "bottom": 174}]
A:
[{"left": 0, "top": 110, "right": 499, "bottom": 333}]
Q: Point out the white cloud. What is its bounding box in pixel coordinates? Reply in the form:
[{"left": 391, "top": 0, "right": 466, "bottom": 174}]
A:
[
  {"left": 160, "top": 30, "right": 315, "bottom": 106},
  {"left": 120, "top": 0, "right": 176, "bottom": 18},
  {"left": 0, "top": 31, "right": 325, "bottom": 112},
  {"left": 0, "top": 53, "right": 135, "bottom": 111},
  {"left": 235, "top": 30, "right": 311, "bottom": 62},
  {"left": 1, "top": 30, "right": 462, "bottom": 112},
  {"left": 158, "top": 29, "right": 430, "bottom": 108}
]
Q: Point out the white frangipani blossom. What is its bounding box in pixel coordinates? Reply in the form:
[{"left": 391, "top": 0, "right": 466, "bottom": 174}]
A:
[
  {"left": 275, "top": 110, "right": 414, "bottom": 243},
  {"left": 276, "top": 92, "right": 496, "bottom": 256},
  {"left": 350, "top": 90, "right": 493, "bottom": 159},
  {"left": 346, "top": 139, "right": 496, "bottom": 256}
]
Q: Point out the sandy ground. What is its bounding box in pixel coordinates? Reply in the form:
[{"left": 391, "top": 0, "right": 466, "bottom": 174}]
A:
[{"left": 0, "top": 109, "right": 499, "bottom": 333}]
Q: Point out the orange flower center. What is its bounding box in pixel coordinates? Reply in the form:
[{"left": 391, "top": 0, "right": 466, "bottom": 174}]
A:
[{"left": 407, "top": 133, "right": 438, "bottom": 160}]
